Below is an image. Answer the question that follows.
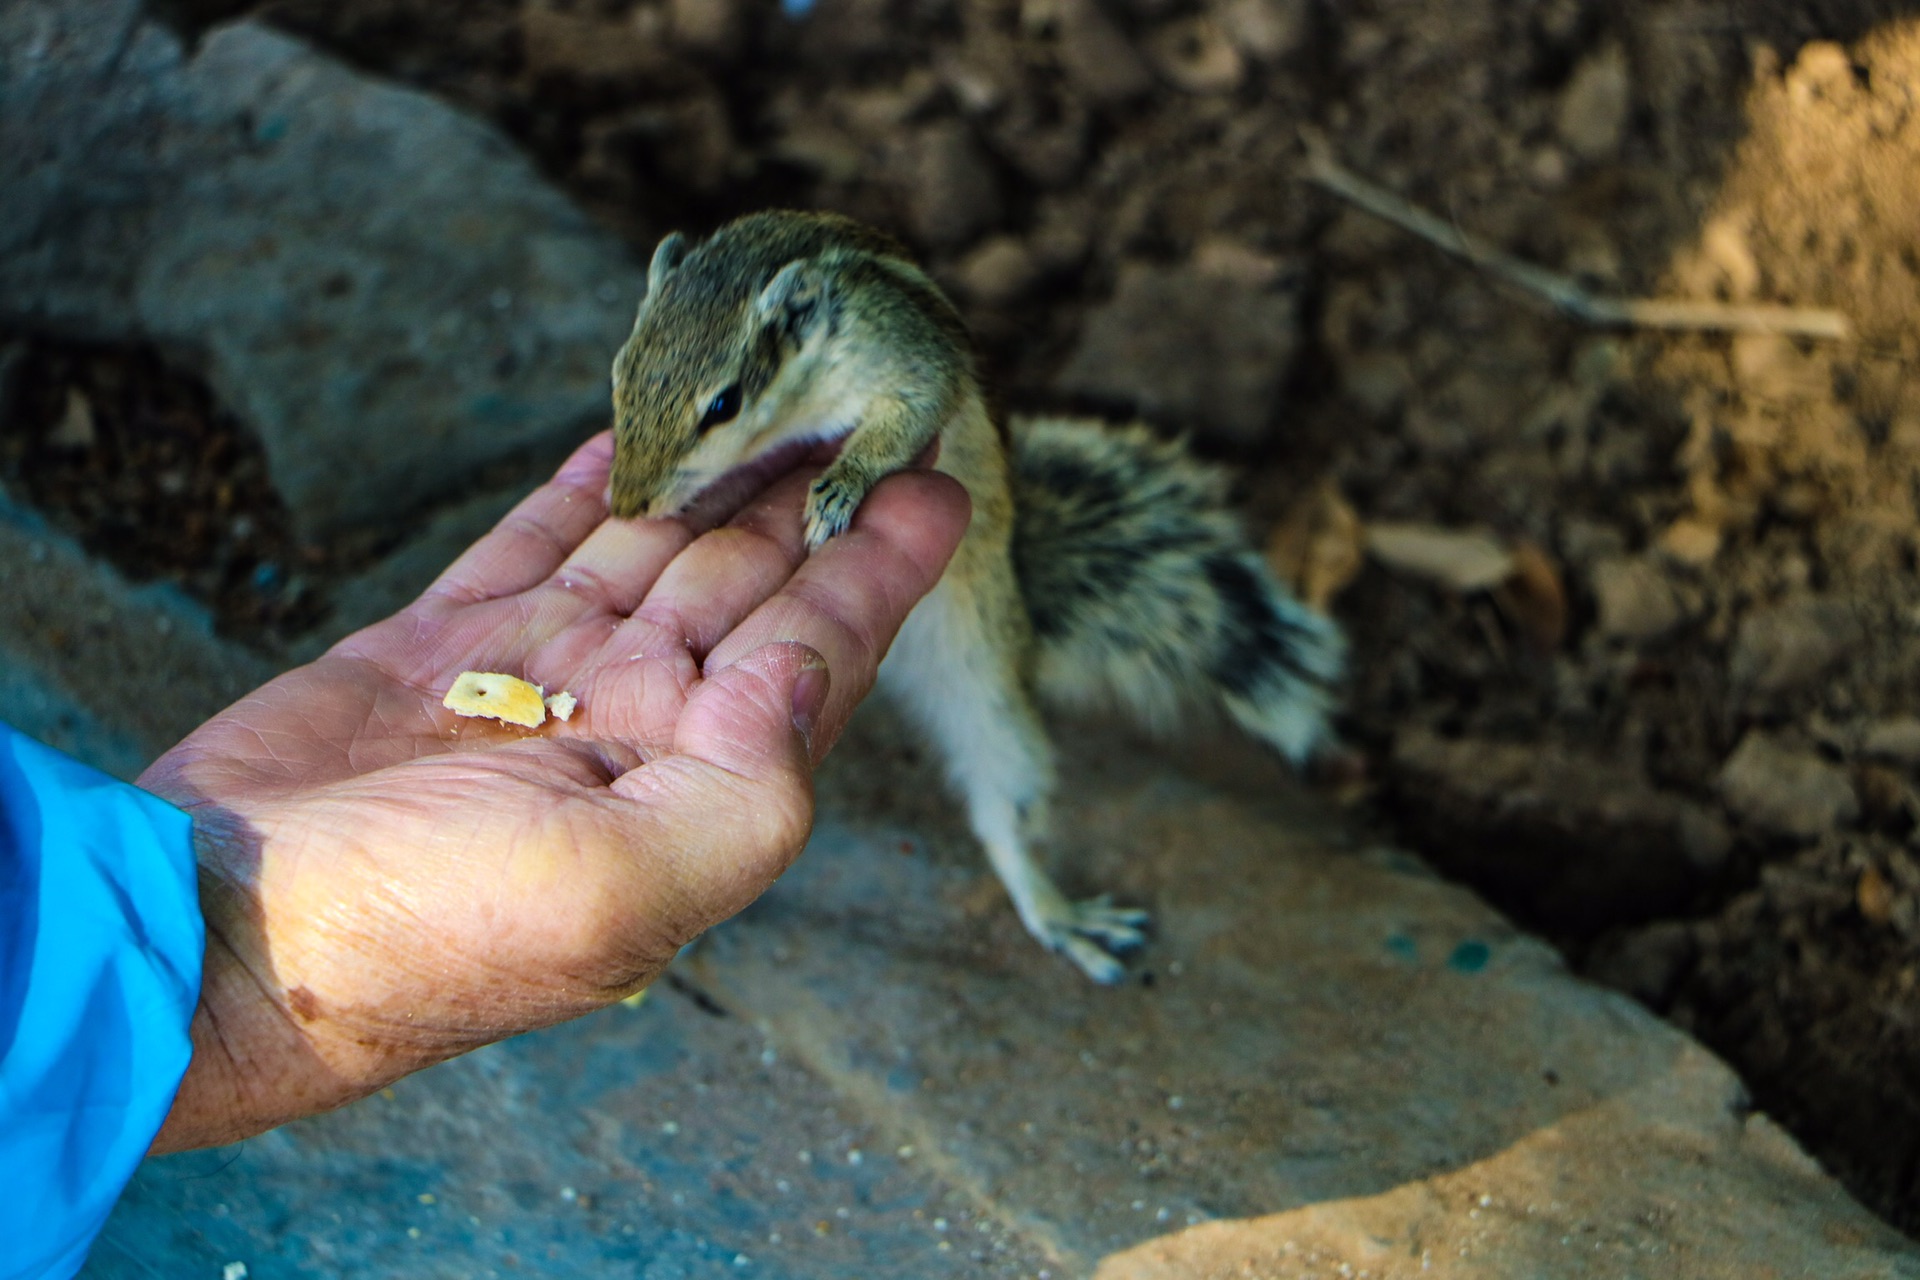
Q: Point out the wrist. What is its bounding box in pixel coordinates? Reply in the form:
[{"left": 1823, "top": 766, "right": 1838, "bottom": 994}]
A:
[{"left": 147, "top": 819, "right": 386, "bottom": 1153}]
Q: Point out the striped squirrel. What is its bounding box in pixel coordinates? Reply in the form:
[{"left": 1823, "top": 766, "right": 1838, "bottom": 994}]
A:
[{"left": 609, "top": 210, "right": 1342, "bottom": 983}]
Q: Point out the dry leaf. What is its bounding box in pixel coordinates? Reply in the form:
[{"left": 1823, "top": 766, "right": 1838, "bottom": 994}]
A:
[
  {"left": 1365, "top": 522, "right": 1515, "bottom": 593},
  {"left": 1498, "top": 542, "right": 1569, "bottom": 652},
  {"left": 1266, "top": 479, "right": 1364, "bottom": 609},
  {"left": 1858, "top": 864, "right": 1895, "bottom": 926}
]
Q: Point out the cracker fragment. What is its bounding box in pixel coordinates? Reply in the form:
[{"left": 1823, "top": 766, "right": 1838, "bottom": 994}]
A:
[
  {"left": 544, "top": 691, "right": 579, "bottom": 722},
  {"left": 444, "top": 671, "right": 548, "bottom": 728}
]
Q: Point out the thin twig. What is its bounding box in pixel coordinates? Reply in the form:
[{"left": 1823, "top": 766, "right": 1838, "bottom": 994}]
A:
[{"left": 1299, "top": 132, "right": 1852, "bottom": 342}]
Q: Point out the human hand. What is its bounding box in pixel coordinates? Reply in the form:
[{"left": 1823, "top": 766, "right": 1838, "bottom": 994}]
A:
[{"left": 138, "top": 433, "right": 969, "bottom": 1152}]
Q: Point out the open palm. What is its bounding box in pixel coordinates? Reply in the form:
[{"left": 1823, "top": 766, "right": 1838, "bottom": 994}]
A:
[{"left": 139, "top": 432, "right": 968, "bottom": 1151}]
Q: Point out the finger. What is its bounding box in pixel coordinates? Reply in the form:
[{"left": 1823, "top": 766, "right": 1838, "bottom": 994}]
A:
[
  {"left": 614, "top": 468, "right": 815, "bottom": 660},
  {"left": 425, "top": 433, "right": 624, "bottom": 606},
  {"left": 529, "top": 471, "right": 818, "bottom": 749},
  {"left": 605, "top": 643, "right": 825, "bottom": 944},
  {"left": 540, "top": 515, "right": 693, "bottom": 619},
  {"left": 702, "top": 469, "right": 969, "bottom": 762},
  {"left": 517, "top": 455, "right": 817, "bottom": 694}
]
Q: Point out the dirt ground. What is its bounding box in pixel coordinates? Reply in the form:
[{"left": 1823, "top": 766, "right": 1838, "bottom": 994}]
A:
[{"left": 8, "top": 0, "right": 1920, "bottom": 1236}]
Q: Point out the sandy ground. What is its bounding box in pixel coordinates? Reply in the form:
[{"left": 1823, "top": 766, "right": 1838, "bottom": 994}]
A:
[{"left": 8, "top": 0, "right": 1920, "bottom": 1234}]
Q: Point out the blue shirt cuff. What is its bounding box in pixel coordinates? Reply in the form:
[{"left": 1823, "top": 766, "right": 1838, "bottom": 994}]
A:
[{"left": 0, "top": 725, "right": 203, "bottom": 1280}]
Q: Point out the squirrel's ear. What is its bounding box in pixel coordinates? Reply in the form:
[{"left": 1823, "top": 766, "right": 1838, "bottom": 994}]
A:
[
  {"left": 754, "top": 258, "right": 830, "bottom": 343},
  {"left": 646, "top": 232, "right": 689, "bottom": 296}
]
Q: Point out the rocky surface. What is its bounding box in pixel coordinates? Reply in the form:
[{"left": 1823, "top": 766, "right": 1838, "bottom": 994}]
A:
[
  {"left": 1390, "top": 730, "right": 1731, "bottom": 933},
  {"left": 0, "top": 0, "right": 642, "bottom": 538},
  {"left": 0, "top": 493, "right": 271, "bottom": 780},
  {"left": 84, "top": 718, "right": 1920, "bottom": 1278},
  {"left": 1719, "top": 731, "right": 1861, "bottom": 845},
  {"left": 1053, "top": 246, "right": 1303, "bottom": 448}
]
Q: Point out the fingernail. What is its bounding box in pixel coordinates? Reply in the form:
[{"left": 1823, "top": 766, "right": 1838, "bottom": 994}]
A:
[{"left": 790, "top": 655, "right": 831, "bottom": 741}]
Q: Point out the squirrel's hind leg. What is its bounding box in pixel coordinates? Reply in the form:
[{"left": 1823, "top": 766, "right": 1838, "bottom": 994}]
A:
[{"left": 879, "top": 571, "right": 1147, "bottom": 984}]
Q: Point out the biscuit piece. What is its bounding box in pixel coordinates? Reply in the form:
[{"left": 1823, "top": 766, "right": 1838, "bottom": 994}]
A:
[
  {"left": 544, "top": 691, "right": 579, "bottom": 722},
  {"left": 444, "top": 671, "right": 548, "bottom": 728}
]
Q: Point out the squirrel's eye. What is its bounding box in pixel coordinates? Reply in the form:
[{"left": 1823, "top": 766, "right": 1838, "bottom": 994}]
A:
[{"left": 697, "top": 384, "right": 742, "bottom": 433}]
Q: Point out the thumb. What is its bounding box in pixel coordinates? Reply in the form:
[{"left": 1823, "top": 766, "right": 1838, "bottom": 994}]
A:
[
  {"left": 608, "top": 642, "right": 830, "bottom": 942},
  {"left": 677, "top": 640, "right": 832, "bottom": 778}
]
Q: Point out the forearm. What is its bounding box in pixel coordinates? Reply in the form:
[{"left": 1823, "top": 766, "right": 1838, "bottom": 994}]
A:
[{"left": 149, "top": 923, "right": 370, "bottom": 1155}]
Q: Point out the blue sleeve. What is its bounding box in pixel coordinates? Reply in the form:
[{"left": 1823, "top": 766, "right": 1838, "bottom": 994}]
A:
[{"left": 0, "top": 725, "right": 203, "bottom": 1280}]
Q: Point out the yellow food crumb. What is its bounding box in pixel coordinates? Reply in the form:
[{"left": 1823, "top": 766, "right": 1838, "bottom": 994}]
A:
[{"left": 443, "top": 671, "right": 547, "bottom": 728}]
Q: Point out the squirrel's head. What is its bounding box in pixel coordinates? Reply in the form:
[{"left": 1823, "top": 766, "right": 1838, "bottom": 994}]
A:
[{"left": 609, "top": 225, "right": 841, "bottom": 520}]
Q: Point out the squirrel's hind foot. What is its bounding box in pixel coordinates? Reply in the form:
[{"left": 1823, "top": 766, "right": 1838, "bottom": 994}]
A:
[{"left": 1032, "top": 895, "right": 1151, "bottom": 985}]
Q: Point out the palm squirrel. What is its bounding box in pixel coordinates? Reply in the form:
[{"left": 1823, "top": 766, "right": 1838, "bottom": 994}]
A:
[{"left": 609, "top": 210, "right": 1342, "bottom": 983}]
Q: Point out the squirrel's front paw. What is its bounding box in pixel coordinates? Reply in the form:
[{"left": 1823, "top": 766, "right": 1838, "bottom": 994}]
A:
[{"left": 804, "top": 475, "right": 866, "bottom": 550}]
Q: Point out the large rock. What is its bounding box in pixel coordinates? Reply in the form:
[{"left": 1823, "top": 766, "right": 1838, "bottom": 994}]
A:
[
  {"left": 91, "top": 719, "right": 1919, "bottom": 1277},
  {"left": 0, "top": 0, "right": 644, "bottom": 538}
]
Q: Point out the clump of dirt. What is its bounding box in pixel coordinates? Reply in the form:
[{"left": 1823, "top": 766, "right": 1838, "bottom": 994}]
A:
[
  {"left": 0, "top": 336, "right": 331, "bottom": 637},
  {"left": 35, "top": 0, "right": 1920, "bottom": 1233}
]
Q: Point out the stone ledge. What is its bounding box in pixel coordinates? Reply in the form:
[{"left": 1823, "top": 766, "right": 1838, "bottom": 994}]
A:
[{"left": 90, "top": 716, "right": 1920, "bottom": 1277}]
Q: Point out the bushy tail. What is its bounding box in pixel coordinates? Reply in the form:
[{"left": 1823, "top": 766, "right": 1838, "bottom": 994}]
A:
[{"left": 1008, "top": 416, "right": 1343, "bottom": 764}]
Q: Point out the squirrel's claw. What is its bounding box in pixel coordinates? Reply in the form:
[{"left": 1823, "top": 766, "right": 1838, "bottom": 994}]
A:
[
  {"left": 804, "top": 475, "right": 863, "bottom": 550},
  {"left": 1037, "top": 895, "right": 1152, "bottom": 985}
]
